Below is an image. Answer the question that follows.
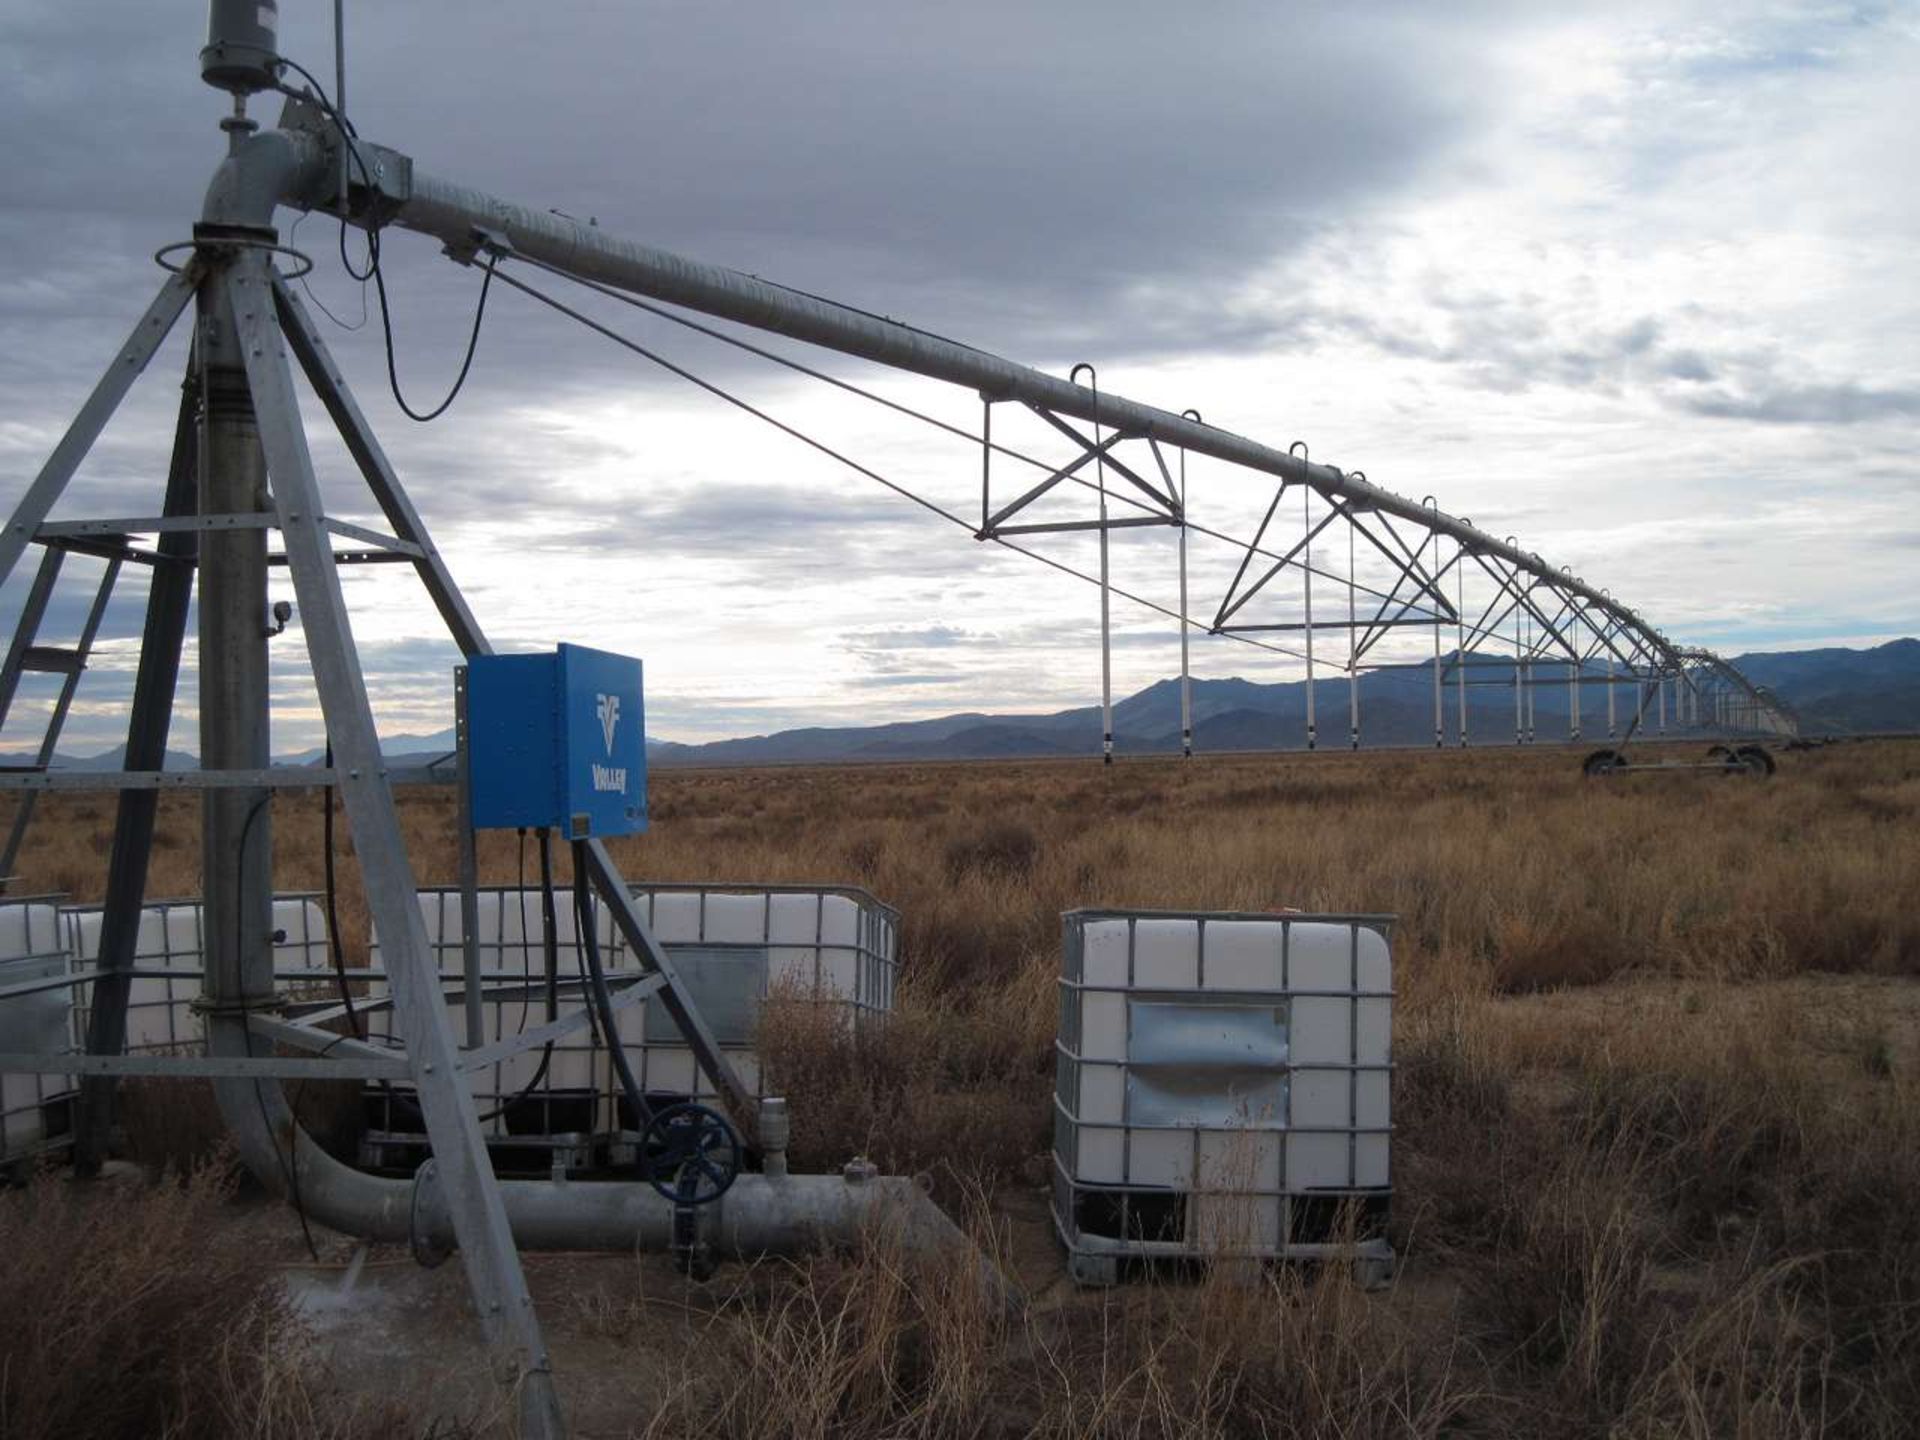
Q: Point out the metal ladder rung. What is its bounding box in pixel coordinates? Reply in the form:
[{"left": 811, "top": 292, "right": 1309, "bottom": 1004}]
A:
[
  {"left": 20, "top": 646, "right": 83, "bottom": 675},
  {"left": 0, "top": 547, "right": 125, "bottom": 890}
]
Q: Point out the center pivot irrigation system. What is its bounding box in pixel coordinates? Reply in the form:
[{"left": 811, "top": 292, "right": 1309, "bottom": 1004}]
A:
[{"left": 0, "top": 4, "right": 1795, "bottom": 1433}]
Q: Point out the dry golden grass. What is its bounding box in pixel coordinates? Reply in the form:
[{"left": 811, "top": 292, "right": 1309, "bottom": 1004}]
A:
[
  {"left": 0, "top": 1160, "right": 429, "bottom": 1440},
  {"left": 5, "top": 738, "right": 1919, "bottom": 1435},
  {"left": 637, "top": 1204, "right": 1473, "bottom": 1440},
  {"left": 16, "top": 740, "right": 1919, "bottom": 988}
]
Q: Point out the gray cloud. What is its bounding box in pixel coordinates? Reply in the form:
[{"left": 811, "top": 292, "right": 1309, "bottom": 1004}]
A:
[
  {"left": 1677, "top": 378, "right": 1920, "bottom": 425},
  {"left": 4, "top": 3, "right": 1916, "bottom": 748},
  {"left": 1311, "top": 291, "right": 1920, "bottom": 428},
  {"left": 844, "top": 625, "right": 979, "bottom": 651},
  {"left": 0, "top": 2, "right": 1497, "bottom": 433},
  {"left": 846, "top": 672, "right": 975, "bottom": 689}
]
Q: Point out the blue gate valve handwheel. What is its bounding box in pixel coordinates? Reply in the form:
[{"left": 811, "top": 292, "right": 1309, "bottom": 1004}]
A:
[{"left": 640, "top": 1102, "right": 741, "bottom": 1206}]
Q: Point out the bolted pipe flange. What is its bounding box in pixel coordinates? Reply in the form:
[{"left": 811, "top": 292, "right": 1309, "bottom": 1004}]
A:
[
  {"left": 407, "top": 1158, "right": 451, "bottom": 1269},
  {"left": 843, "top": 1157, "right": 879, "bottom": 1186}
]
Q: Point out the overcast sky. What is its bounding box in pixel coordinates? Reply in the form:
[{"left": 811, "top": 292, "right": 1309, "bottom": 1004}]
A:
[{"left": 2, "top": 1, "right": 1916, "bottom": 752}]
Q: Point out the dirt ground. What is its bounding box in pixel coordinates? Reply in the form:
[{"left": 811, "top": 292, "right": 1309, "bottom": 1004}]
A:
[{"left": 269, "top": 1183, "right": 1074, "bottom": 1435}]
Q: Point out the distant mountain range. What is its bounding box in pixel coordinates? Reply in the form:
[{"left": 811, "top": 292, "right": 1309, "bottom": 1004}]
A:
[
  {"left": 10, "top": 638, "right": 1915, "bottom": 772},
  {"left": 643, "top": 637, "right": 1920, "bottom": 766},
  {"left": 1719, "top": 640, "right": 1920, "bottom": 736}
]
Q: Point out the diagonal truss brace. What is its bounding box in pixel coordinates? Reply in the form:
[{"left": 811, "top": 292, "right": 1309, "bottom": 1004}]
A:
[
  {"left": 1213, "top": 487, "right": 1459, "bottom": 637},
  {"left": 976, "top": 401, "right": 1180, "bottom": 538},
  {"left": 228, "top": 255, "right": 564, "bottom": 1428}
]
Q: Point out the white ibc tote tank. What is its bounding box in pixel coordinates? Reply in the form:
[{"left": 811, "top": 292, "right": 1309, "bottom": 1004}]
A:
[
  {"left": 65, "top": 898, "right": 331, "bottom": 1052},
  {"left": 1052, "top": 908, "right": 1395, "bottom": 1285},
  {"left": 0, "top": 899, "right": 73, "bottom": 1164},
  {"left": 364, "top": 884, "right": 899, "bottom": 1139}
]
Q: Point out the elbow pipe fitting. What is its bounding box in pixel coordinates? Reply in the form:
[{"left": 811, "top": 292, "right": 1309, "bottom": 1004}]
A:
[
  {"left": 207, "top": 1024, "right": 991, "bottom": 1285},
  {"left": 200, "top": 126, "right": 327, "bottom": 233}
]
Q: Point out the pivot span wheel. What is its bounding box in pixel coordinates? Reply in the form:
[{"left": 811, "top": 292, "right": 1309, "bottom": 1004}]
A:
[
  {"left": 1581, "top": 745, "right": 1777, "bottom": 779},
  {"left": 1706, "top": 743, "right": 1776, "bottom": 777}
]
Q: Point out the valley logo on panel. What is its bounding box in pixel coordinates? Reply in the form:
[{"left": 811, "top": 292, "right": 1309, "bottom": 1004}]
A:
[{"left": 591, "top": 692, "right": 627, "bottom": 793}]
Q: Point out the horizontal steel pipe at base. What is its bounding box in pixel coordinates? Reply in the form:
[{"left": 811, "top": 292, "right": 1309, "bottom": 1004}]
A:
[{"left": 208, "top": 1060, "right": 973, "bottom": 1263}]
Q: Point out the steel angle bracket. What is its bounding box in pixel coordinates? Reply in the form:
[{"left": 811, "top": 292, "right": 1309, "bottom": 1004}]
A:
[{"left": 276, "top": 92, "right": 412, "bottom": 226}]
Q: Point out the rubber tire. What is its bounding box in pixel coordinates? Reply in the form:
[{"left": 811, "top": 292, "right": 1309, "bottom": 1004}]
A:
[{"left": 1582, "top": 748, "right": 1626, "bottom": 778}]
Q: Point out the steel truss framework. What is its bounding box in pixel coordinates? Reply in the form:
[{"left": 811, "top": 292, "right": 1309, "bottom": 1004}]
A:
[{"left": 228, "top": 100, "right": 1789, "bottom": 759}]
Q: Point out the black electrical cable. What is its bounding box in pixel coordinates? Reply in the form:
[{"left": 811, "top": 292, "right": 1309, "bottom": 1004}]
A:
[
  {"left": 319, "top": 740, "right": 361, "bottom": 1041},
  {"left": 270, "top": 58, "right": 375, "bottom": 280},
  {"left": 471, "top": 1025, "right": 555, "bottom": 1125},
  {"left": 537, "top": 828, "right": 559, "bottom": 1019},
  {"left": 472, "top": 828, "right": 559, "bottom": 1124},
  {"left": 571, "top": 840, "right": 653, "bottom": 1143},
  {"left": 512, "top": 827, "right": 533, "bottom": 1036},
  {"left": 273, "top": 56, "right": 495, "bottom": 422},
  {"left": 370, "top": 248, "right": 498, "bottom": 422},
  {"left": 561, "top": 860, "right": 604, "bottom": 1133},
  {"left": 566, "top": 872, "right": 604, "bottom": 1053}
]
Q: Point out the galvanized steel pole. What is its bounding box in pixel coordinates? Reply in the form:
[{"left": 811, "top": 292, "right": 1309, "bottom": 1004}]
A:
[
  {"left": 1455, "top": 552, "right": 1468, "bottom": 746},
  {"left": 1303, "top": 485, "right": 1317, "bottom": 750},
  {"left": 1177, "top": 419, "right": 1196, "bottom": 758},
  {"left": 1346, "top": 521, "right": 1359, "bottom": 750}
]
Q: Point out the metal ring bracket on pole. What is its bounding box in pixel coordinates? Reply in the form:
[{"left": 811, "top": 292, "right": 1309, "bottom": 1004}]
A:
[{"left": 156, "top": 238, "right": 315, "bottom": 279}]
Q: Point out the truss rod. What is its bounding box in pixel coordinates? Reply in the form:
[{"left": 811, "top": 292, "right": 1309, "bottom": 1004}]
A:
[
  {"left": 309, "top": 142, "right": 1675, "bottom": 666},
  {"left": 485, "top": 266, "right": 1323, "bottom": 666},
  {"left": 495, "top": 249, "right": 1420, "bottom": 613}
]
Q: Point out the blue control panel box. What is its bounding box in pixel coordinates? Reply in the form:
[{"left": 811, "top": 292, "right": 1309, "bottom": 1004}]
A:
[{"left": 467, "top": 644, "right": 647, "bottom": 838}]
